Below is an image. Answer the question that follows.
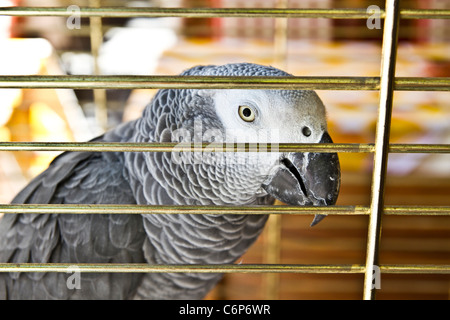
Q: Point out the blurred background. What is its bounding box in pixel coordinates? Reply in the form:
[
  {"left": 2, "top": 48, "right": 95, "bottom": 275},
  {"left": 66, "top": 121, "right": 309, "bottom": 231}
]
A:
[{"left": 0, "top": 0, "right": 448, "bottom": 299}]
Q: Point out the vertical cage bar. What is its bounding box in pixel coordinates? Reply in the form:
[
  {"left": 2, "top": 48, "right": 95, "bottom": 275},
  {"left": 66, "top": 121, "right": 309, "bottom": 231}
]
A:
[
  {"left": 264, "top": 214, "right": 282, "bottom": 299},
  {"left": 89, "top": 0, "right": 108, "bottom": 131},
  {"left": 273, "top": 0, "right": 289, "bottom": 69},
  {"left": 363, "top": 0, "right": 400, "bottom": 300},
  {"left": 264, "top": 0, "right": 289, "bottom": 300}
]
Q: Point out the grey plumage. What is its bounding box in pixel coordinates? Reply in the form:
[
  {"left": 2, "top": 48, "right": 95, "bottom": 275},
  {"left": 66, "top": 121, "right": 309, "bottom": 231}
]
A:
[{"left": 0, "top": 63, "right": 340, "bottom": 299}]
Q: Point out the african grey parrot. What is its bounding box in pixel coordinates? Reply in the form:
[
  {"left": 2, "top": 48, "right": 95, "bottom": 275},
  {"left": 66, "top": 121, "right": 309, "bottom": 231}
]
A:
[{"left": 0, "top": 63, "right": 340, "bottom": 299}]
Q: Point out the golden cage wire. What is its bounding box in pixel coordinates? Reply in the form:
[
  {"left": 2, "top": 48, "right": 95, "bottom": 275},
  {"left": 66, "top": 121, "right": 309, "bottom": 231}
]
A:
[{"left": 0, "top": 0, "right": 449, "bottom": 300}]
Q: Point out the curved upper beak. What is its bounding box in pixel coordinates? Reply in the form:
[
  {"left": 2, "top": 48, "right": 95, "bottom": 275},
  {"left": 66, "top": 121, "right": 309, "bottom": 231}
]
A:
[{"left": 262, "top": 132, "right": 340, "bottom": 226}]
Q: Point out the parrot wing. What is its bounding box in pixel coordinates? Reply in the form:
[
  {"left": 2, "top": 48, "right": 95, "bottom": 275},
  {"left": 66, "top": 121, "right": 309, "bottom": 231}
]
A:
[{"left": 0, "top": 122, "right": 147, "bottom": 299}]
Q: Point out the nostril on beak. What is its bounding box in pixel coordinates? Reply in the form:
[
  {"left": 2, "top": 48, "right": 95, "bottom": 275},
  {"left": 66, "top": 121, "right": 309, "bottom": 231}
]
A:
[{"left": 281, "top": 158, "right": 308, "bottom": 197}]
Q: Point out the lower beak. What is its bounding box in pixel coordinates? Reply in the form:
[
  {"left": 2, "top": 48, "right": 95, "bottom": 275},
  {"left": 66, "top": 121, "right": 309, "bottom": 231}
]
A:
[{"left": 262, "top": 132, "right": 340, "bottom": 226}]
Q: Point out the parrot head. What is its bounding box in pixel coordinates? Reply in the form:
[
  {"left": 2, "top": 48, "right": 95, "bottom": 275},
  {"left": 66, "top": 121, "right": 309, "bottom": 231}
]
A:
[
  {"left": 211, "top": 84, "right": 340, "bottom": 226},
  {"left": 145, "top": 63, "right": 340, "bottom": 226}
]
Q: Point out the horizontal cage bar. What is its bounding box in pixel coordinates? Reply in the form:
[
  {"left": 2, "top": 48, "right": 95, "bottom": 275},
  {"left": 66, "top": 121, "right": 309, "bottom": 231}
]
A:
[
  {"left": 0, "top": 142, "right": 448, "bottom": 153},
  {"left": 0, "top": 7, "right": 449, "bottom": 20},
  {"left": 0, "top": 263, "right": 366, "bottom": 274},
  {"left": 0, "top": 204, "right": 448, "bottom": 216},
  {"left": 0, "top": 142, "right": 371, "bottom": 153},
  {"left": 0, "top": 76, "right": 448, "bottom": 91},
  {"left": 0, "top": 75, "right": 380, "bottom": 91},
  {"left": 379, "top": 265, "right": 450, "bottom": 274},
  {"left": 0, "top": 263, "right": 447, "bottom": 274}
]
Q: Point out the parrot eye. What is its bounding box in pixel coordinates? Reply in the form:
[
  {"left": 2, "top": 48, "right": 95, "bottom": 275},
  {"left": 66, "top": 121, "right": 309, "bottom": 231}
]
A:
[
  {"left": 302, "top": 126, "right": 312, "bottom": 137},
  {"left": 238, "top": 105, "right": 256, "bottom": 122}
]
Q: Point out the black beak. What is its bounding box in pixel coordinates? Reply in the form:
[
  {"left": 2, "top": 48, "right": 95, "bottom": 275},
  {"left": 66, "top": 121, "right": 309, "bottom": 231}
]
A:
[{"left": 262, "top": 132, "right": 340, "bottom": 226}]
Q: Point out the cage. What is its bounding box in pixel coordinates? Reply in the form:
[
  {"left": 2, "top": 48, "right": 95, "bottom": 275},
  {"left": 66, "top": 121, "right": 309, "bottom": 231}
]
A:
[{"left": 0, "top": 0, "right": 449, "bottom": 300}]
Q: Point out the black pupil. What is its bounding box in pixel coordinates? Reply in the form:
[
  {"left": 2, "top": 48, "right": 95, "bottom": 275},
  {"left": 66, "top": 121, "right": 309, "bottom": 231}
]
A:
[
  {"left": 242, "top": 108, "right": 252, "bottom": 118},
  {"left": 302, "top": 127, "right": 311, "bottom": 137}
]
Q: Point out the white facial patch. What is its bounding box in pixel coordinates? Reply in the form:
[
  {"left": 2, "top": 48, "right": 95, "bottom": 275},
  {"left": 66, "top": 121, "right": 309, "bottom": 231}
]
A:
[{"left": 213, "top": 89, "right": 328, "bottom": 145}]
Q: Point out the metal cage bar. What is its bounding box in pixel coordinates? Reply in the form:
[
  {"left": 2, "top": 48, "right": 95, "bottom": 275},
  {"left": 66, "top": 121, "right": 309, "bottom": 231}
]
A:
[
  {"left": 88, "top": 0, "right": 108, "bottom": 131},
  {"left": 0, "top": 263, "right": 448, "bottom": 274},
  {"left": 0, "top": 142, "right": 448, "bottom": 153},
  {"left": 364, "top": 0, "right": 400, "bottom": 300},
  {"left": 1, "top": 7, "right": 450, "bottom": 19},
  {"left": 265, "top": 0, "right": 289, "bottom": 299},
  {"left": 0, "top": 75, "right": 449, "bottom": 91},
  {"left": 0, "top": 204, "right": 448, "bottom": 216},
  {"left": 0, "top": 1, "right": 449, "bottom": 300}
]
